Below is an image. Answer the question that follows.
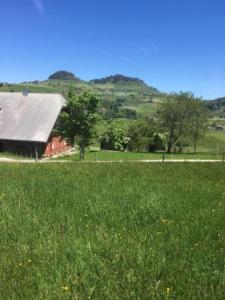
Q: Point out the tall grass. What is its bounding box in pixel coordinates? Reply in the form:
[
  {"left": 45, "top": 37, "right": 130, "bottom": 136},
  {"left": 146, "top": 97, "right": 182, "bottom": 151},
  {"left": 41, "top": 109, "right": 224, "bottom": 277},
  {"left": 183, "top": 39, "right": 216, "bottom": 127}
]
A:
[
  {"left": 0, "top": 163, "right": 225, "bottom": 299},
  {"left": 58, "top": 150, "right": 225, "bottom": 161}
]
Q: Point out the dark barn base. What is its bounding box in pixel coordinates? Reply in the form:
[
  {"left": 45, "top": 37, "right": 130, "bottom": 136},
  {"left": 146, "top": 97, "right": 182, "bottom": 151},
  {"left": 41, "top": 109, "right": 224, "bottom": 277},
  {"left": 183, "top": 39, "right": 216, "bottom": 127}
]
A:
[{"left": 0, "top": 140, "right": 45, "bottom": 158}]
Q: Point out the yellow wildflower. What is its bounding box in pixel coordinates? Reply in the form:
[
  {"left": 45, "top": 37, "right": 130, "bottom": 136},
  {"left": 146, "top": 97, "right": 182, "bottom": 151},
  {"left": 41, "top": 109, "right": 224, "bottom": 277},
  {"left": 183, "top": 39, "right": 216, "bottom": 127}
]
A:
[
  {"left": 62, "top": 286, "right": 69, "bottom": 291},
  {"left": 160, "top": 217, "right": 173, "bottom": 225},
  {"left": 166, "top": 287, "right": 171, "bottom": 294},
  {"left": 160, "top": 217, "right": 167, "bottom": 224}
]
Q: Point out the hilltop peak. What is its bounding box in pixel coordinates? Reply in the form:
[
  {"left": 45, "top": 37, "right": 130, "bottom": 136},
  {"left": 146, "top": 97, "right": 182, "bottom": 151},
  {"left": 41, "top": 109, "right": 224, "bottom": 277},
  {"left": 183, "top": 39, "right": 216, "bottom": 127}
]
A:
[
  {"left": 90, "top": 74, "right": 146, "bottom": 85},
  {"left": 48, "top": 70, "right": 78, "bottom": 80}
]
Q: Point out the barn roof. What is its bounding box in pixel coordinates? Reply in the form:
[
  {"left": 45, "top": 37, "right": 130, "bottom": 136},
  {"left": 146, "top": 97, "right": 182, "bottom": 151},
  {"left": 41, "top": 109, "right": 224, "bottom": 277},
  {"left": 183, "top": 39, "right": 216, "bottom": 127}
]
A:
[{"left": 0, "top": 93, "right": 65, "bottom": 143}]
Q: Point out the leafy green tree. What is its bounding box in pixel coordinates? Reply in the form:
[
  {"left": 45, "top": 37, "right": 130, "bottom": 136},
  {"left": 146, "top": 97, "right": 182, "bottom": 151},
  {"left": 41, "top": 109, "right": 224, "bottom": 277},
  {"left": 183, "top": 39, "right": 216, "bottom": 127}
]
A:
[
  {"left": 148, "top": 133, "right": 166, "bottom": 152},
  {"left": 158, "top": 92, "right": 208, "bottom": 153},
  {"left": 158, "top": 92, "right": 193, "bottom": 153},
  {"left": 188, "top": 98, "right": 208, "bottom": 153},
  {"left": 58, "top": 92, "right": 100, "bottom": 159},
  {"left": 117, "top": 108, "right": 137, "bottom": 119},
  {"left": 100, "top": 121, "right": 129, "bottom": 151},
  {"left": 127, "top": 119, "right": 156, "bottom": 152}
]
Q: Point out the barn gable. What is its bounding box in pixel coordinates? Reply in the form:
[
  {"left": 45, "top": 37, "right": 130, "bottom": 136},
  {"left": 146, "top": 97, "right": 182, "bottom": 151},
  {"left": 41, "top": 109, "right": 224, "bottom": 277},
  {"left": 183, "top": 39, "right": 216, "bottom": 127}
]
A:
[
  {"left": 0, "top": 92, "right": 70, "bottom": 157},
  {"left": 0, "top": 92, "right": 65, "bottom": 143}
]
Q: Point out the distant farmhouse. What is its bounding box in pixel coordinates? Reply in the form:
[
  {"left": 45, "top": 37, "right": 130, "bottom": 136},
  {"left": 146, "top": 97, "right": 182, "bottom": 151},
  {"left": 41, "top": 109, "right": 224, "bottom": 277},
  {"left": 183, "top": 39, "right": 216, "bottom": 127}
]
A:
[{"left": 0, "top": 92, "right": 70, "bottom": 158}]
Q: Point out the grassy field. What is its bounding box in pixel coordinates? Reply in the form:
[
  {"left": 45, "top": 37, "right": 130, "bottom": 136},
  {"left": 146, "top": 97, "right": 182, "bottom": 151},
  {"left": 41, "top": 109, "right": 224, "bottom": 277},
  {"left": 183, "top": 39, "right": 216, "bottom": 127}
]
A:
[
  {"left": 57, "top": 130, "right": 225, "bottom": 161},
  {"left": 195, "top": 130, "right": 225, "bottom": 153},
  {"left": 0, "top": 84, "right": 59, "bottom": 94},
  {"left": 1, "top": 163, "right": 225, "bottom": 299},
  {"left": 58, "top": 150, "right": 225, "bottom": 161},
  {"left": 129, "top": 102, "right": 158, "bottom": 117}
]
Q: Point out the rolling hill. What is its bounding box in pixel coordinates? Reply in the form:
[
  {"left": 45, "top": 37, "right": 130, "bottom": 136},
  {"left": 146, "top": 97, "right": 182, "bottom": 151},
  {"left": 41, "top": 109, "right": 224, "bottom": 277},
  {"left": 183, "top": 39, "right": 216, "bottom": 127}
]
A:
[
  {"left": 0, "top": 71, "right": 166, "bottom": 118},
  {"left": 1, "top": 71, "right": 224, "bottom": 120}
]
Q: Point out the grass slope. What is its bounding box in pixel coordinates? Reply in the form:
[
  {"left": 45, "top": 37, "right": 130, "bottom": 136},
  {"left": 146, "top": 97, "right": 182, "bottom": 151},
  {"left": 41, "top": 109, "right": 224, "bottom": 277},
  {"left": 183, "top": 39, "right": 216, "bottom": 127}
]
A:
[
  {"left": 58, "top": 150, "right": 225, "bottom": 161},
  {"left": 0, "top": 163, "right": 225, "bottom": 299},
  {"left": 58, "top": 130, "right": 225, "bottom": 161},
  {"left": 196, "top": 130, "right": 225, "bottom": 153},
  {"left": 0, "top": 79, "right": 165, "bottom": 117}
]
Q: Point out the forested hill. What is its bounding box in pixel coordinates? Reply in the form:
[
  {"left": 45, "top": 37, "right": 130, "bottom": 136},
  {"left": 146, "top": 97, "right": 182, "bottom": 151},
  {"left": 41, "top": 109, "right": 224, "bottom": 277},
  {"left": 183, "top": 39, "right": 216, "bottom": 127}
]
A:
[
  {"left": 0, "top": 71, "right": 162, "bottom": 97},
  {"left": 1, "top": 70, "right": 225, "bottom": 119},
  {"left": 91, "top": 74, "right": 145, "bottom": 85},
  {"left": 205, "top": 97, "right": 225, "bottom": 111},
  {"left": 90, "top": 74, "right": 160, "bottom": 94},
  {"left": 48, "top": 70, "right": 79, "bottom": 81},
  {"left": 0, "top": 71, "right": 165, "bottom": 119}
]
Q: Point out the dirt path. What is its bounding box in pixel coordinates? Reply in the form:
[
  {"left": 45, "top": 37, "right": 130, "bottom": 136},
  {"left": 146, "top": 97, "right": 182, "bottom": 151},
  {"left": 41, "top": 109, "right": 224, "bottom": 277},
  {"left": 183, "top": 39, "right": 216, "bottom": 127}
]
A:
[{"left": 0, "top": 158, "right": 224, "bottom": 163}]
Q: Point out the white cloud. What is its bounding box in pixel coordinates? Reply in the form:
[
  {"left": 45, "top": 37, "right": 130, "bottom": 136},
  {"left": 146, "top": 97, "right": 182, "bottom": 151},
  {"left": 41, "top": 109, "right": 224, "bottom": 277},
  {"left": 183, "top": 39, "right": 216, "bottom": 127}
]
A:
[{"left": 32, "top": 0, "right": 45, "bottom": 15}]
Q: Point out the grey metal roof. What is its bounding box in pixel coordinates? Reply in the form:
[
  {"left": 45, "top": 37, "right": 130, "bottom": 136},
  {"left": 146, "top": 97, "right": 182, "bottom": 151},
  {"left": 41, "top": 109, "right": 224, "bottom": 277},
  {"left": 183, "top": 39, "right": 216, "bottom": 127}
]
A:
[{"left": 0, "top": 93, "right": 65, "bottom": 143}]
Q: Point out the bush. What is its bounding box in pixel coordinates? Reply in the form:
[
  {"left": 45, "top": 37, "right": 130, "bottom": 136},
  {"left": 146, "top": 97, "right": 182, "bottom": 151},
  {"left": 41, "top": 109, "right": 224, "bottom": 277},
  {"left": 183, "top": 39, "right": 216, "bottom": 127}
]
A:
[{"left": 100, "top": 121, "right": 128, "bottom": 151}]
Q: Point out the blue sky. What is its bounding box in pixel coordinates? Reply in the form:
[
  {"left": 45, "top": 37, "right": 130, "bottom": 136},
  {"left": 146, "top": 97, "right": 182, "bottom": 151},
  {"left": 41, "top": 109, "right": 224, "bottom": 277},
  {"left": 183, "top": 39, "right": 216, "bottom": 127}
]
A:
[{"left": 0, "top": 0, "right": 224, "bottom": 99}]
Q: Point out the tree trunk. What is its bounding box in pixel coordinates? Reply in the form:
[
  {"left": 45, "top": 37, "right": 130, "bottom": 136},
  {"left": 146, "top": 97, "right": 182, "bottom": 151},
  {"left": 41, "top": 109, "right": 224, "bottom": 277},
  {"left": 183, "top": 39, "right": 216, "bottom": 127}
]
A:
[
  {"left": 79, "top": 144, "right": 85, "bottom": 160},
  {"left": 167, "top": 141, "right": 173, "bottom": 154},
  {"left": 193, "top": 141, "right": 197, "bottom": 154}
]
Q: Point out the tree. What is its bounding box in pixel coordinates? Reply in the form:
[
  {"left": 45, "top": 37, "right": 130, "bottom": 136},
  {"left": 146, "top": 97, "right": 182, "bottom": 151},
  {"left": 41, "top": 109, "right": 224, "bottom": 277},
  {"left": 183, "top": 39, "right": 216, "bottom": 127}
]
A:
[
  {"left": 100, "top": 121, "right": 129, "bottom": 151},
  {"left": 188, "top": 98, "right": 208, "bottom": 153},
  {"left": 58, "top": 92, "right": 100, "bottom": 159},
  {"left": 158, "top": 92, "right": 193, "bottom": 153},
  {"left": 158, "top": 92, "right": 208, "bottom": 153},
  {"left": 127, "top": 119, "right": 156, "bottom": 152}
]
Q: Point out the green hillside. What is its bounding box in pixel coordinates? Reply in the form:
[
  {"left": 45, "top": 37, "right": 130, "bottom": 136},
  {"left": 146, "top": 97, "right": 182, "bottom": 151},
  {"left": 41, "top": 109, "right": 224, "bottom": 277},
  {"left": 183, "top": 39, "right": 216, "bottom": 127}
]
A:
[
  {"left": 2, "top": 71, "right": 224, "bottom": 120},
  {"left": 1, "top": 71, "right": 224, "bottom": 120},
  {"left": 0, "top": 72, "right": 166, "bottom": 118}
]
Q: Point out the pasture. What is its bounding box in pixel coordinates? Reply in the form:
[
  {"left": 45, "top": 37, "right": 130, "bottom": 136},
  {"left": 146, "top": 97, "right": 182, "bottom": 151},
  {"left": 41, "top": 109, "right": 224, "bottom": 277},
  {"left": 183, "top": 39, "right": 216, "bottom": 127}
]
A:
[
  {"left": 58, "top": 130, "right": 225, "bottom": 162},
  {"left": 0, "top": 163, "right": 225, "bottom": 299},
  {"left": 58, "top": 150, "right": 225, "bottom": 161}
]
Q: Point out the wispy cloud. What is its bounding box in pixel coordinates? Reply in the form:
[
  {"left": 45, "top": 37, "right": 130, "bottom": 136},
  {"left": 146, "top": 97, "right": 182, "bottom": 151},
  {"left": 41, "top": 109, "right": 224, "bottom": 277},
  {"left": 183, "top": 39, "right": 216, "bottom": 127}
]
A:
[
  {"left": 139, "top": 43, "right": 159, "bottom": 55},
  {"left": 94, "top": 47, "right": 111, "bottom": 56},
  {"left": 32, "top": 0, "right": 45, "bottom": 15},
  {"left": 139, "top": 47, "right": 148, "bottom": 54},
  {"left": 207, "top": 88, "right": 217, "bottom": 93},
  {"left": 119, "top": 56, "right": 136, "bottom": 65}
]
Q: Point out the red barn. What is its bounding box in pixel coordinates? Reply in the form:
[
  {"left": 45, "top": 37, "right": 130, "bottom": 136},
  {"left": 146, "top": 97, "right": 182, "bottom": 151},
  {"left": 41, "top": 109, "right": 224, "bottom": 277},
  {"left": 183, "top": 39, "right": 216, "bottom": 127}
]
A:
[
  {"left": 44, "top": 136, "right": 71, "bottom": 157},
  {"left": 0, "top": 92, "right": 71, "bottom": 158}
]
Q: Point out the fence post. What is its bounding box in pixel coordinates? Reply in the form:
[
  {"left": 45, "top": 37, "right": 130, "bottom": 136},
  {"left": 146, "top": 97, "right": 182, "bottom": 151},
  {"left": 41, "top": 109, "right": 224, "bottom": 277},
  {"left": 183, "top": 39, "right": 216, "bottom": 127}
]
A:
[
  {"left": 162, "top": 153, "right": 165, "bottom": 163},
  {"left": 35, "top": 144, "right": 38, "bottom": 163}
]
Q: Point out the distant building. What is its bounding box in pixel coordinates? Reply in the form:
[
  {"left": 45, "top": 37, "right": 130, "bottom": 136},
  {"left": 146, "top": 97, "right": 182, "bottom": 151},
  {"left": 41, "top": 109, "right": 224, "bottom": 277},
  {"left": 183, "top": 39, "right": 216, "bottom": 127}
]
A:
[
  {"left": 0, "top": 92, "right": 71, "bottom": 158},
  {"left": 214, "top": 125, "right": 225, "bottom": 131}
]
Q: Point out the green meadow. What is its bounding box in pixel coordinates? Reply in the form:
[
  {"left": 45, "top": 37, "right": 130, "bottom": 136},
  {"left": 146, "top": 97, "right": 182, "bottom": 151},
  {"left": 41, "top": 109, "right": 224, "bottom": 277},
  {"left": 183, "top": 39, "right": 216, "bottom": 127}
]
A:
[
  {"left": 1, "top": 163, "right": 225, "bottom": 299},
  {"left": 58, "top": 150, "right": 225, "bottom": 161},
  {"left": 196, "top": 130, "right": 225, "bottom": 153},
  {"left": 58, "top": 130, "right": 225, "bottom": 162}
]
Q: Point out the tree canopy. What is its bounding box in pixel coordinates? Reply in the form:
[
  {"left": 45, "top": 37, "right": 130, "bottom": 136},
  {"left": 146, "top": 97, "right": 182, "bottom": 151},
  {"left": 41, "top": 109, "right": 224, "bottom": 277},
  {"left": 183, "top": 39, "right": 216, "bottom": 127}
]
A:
[
  {"left": 127, "top": 119, "right": 156, "bottom": 152},
  {"left": 100, "top": 121, "right": 129, "bottom": 151},
  {"left": 58, "top": 92, "right": 101, "bottom": 159},
  {"left": 158, "top": 92, "right": 208, "bottom": 153}
]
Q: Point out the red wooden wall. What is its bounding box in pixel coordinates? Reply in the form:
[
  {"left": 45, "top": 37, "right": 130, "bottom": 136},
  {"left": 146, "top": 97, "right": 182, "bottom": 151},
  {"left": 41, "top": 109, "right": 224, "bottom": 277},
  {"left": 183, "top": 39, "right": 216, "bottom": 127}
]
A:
[{"left": 44, "top": 136, "right": 71, "bottom": 157}]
